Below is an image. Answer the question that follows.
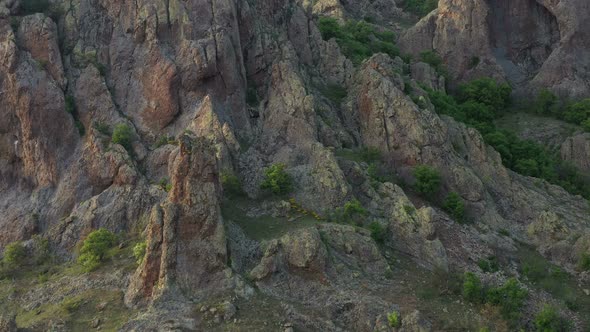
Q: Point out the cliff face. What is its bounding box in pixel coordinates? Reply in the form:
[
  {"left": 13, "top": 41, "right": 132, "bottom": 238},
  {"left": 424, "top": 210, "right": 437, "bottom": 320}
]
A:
[
  {"left": 400, "top": 0, "right": 590, "bottom": 97},
  {"left": 0, "top": 0, "right": 589, "bottom": 330}
]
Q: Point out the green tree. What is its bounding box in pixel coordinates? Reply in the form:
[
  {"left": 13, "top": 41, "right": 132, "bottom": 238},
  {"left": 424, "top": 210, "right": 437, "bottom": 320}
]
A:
[
  {"left": 534, "top": 305, "right": 571, "bottom": 332},
  {"left": 112, "top": 123, "right": 134, "bottom": 152},
  {"left": 486, "top": 278, "right": 528, "bottom": 322},
  {"left": 2, "top": 241, "right": 26, "bottom": 269},
  {"left": 443, "top": 192, "right": 465, "bottom": 222},
  {"left": 387, "top": 311, "right": 401, "bottom": 327},
  {"left": 221, "top": 171, "right": 244, "bottom": 198},
  {"left": 462, "top": 272, "right": 484, "bottom": 303},
  {"left": 261, "top": 163, "right": 293, "bottom": 195},
  {"left": 413, "top": 165, "right": 441, "bottom": 197},
  {"left": 78, "top": 229, "right": 116, "bottom": 272},
  {"left": 458, "top": 78, "right": 512, "bottom": 112}
]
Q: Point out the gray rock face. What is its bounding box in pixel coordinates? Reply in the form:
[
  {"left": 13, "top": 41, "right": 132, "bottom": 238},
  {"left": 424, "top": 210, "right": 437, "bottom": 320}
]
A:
[
  {"left": 400, "top": 0, "right": 590, "bottom": 97},
  {"left": 561, "top": 133, "right": 590, "bottom": 173}
]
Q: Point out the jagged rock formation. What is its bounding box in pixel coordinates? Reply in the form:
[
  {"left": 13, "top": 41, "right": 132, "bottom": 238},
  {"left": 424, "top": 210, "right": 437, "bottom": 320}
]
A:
[
  {"left": 0, "top": 0, "right": 589, "bottom": 330},
  {"left": 400, "top": 0, "right": 590, "bottom": 98},
  {"left": 125, "top": 136, "right": 231, "bottom": 307}
]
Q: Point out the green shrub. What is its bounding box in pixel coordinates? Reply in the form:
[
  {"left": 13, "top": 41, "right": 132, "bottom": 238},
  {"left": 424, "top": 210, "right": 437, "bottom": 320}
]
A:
[
  {"left": 532, "top": 89, "right": 559, "bottom": 115},
  {"left": 319, "top": 84, "right": 348, "bottom": 104},
  {"left": 486, "top": 278, "right": 528, "bottom": 322},
  {"left": 221, "top": 171, "right": 244, "bottom": 198},
  {"left": 387, "top": 311, "right": 401, "bottom": 328},
  {"left": 462, "top": 272, "right": 484, "bottom": 303},
  {"left": 78, "top": 229, "right": 116, "bottom": 272},
  {"left": 534, "top": 305, "right": 571, "bottom": 332},
  {"left": 478, "top": 256, "right": 499, "bottom": 273},
  {"left": 420, "top": 51, "right": 448, "bottom": 78},
  {"left": 112, "top": 123, "right": 134, "bottom": 152},
  {"left": 328, "top": 199, "right": 367, "bottom": 225},
  {"left": 246, "top": 86, "right": 259, "bottom": 107},
  {"left": 413, "top": 165, "right": 441, "bottom": 197},
  {"left": 2, "top": 241, "right": 26, "bottom": 269},
  {"left": 158, "top": 178, "right": 172, "bottom": 192},
  {"left": 133, "top": 241, "right": 147, "bottom": 265},
  {"left": 582, "top": 118, "right": 590, "bottom": 132},
  {"left": 260, "top": 163, "right": 293, "bottom": 195},
  {"left": 344, "top": 199, "right": 366, "bottom": 216},
  {"left": 563, "top": 99, "right": 590, "bottom": 125},
  {"left": 317, "top": 17, "right": 399, "bottom": 65},
  {"left": 458, "top": 78, "right": 512, "bottom": 112},
  {"left": 442, "top": 192, "right": 465, "bottom": 222},
  {"left": 368, "top": 222, "right": 386, "bottom": 244}
]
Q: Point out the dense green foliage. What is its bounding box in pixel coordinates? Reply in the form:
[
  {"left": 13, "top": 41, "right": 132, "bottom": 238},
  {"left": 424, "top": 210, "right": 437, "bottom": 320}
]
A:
[
  {"left": 442, "top": 192, "right": 465, "bottom": 222},
  {"left": 486, "top": 278, "right": 528, "bottom": 322},
  {"left": 2, "top": 241, "right": 26, "bottom": 269},
  {"left": 478, "top": 256, "right": 499, "bottom": 273},
  {"left": 420, "top": 51, "right": 449, "bottom": 79},
  {"left": 318, "top": 17, "right": 399, "bottom": 65},
  {"left": 112, "top": 124, "right": 134, "bottom": 152},
  {"left": 328, "top": 199, "right": 368, "bottom": 225},
  {"left": 403, "top": 0, "right": 438, "bottom": 17},
  {"left": 462, "top": 274, "right": 528, "bottom": 323},
  {"left": 387, "top": 311, "right": 401, "bottom": 327},
  {"left": 428, "top": 80, "right": 590, "bottom": 200},
  {"left": 462, "top": 272, "right": 484, "bottom": 303},
  {"left": 78, "top": 229, "right": 116, "bottom": 272},
  {"left": 368, "top": 221, "right": 387, "bottom": 243},
  {"left": 319, "top": 84, "right": 348, "bottom": 104},
  {"left": 413, "top": 165, "right": 441, "bottom": 197},
  {"left": 221, "top": 171, "right": 244, "bottom": 198},
  {"left": 133, "top": 241, "right": 147, "bottom": 265},
  {"left": 534, "top": 305, "right": 571, "bottom": 332},
  {"left": 261, "top": 163, "right": 293, "bottom": 195},
  {"left": 528, "top": 89, "right": 590, "bottom": 133}
]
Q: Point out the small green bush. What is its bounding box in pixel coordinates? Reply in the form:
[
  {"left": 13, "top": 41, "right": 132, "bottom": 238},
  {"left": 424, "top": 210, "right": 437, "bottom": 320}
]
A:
[
  {"left": 420, "top": 51, "right": 448, "bottom": 78},
  {"left": 78, "top": 228, "right": 116, "bottom": 272},
  {"left": 112, "top": 123, "right": 134, "bottom": 152},
  {"left": 157, "top": 178, "right": 172, "bottom": 192},
  {"left": 387, "top": 311, "right": 401, "bottom": 328},
  {"left": 486, "top": 278, "right": 528, "bottom": 322},
  {"left": 260, "top": 163, "right": 293, "bottom": 195},
  {"left": 442, "top": 192, "right": 465, "bottom": 222},
  {"left": 319, "top": 84, "right": 348, "bottom": 104},
  {"left": 133, "top": 241, "right": 147, "bottom": 265},
  {"left": 534, "top": 305, "right": 571, "bottom": 332},
  {"left": 368, "top": 222, "right": 386, "bottom": 244},
  {"left": 532, "top": 89, "right": 559, "bottom": 115},
  {"left": 2, "top": 241, "right": 26, "bottom": 269},
  {"left": 221, "top": 171, "right": 244, "bottom": 198},
  {"left": 478, "top": 256, "right": 499, "bottom": 273},
  {"left": 413, "top": 165, "right": 441, "bottom": 197},
  {"left": 462, "top": 272, "right": 484, "bottom": 303}
]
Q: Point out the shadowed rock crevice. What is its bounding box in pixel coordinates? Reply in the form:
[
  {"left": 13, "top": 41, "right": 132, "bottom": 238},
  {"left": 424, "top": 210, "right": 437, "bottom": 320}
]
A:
[{"left": 486, "top": 0, "right": 560, "bottom": 85}]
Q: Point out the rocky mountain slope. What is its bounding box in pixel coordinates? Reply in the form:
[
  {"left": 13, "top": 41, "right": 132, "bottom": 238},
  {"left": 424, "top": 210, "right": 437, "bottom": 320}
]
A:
[{"left": 0, "top": 0, "right": 589, "bottom": 331}]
